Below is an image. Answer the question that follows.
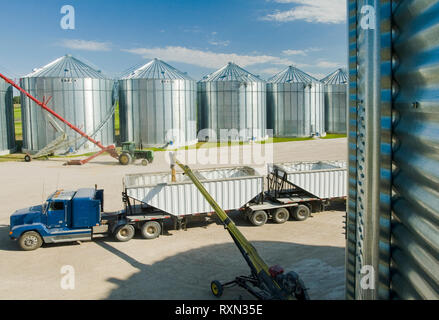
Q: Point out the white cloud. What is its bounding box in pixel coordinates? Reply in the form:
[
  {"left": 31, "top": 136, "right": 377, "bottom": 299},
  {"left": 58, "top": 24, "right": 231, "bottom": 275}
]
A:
[
  {"left": 282, "top": 47, "right": 322, "bottom": 56},
  {"left": 59, "top": 39, "right": 112, "bottom": 51},
  {"left": 208, "top": 39, "right": 231, "bottom": 47},
  {"left": 282, "top": 49, "right": 307, "bottom": 56},
  {"left": 123, "top": 46, "right": 298, "bottom": 69},
  {"left": 315, "top": 60, "right": 341, "bottom": 68},
  {"left": 263, "top": 0, "right": 346, "bottom": 24}
]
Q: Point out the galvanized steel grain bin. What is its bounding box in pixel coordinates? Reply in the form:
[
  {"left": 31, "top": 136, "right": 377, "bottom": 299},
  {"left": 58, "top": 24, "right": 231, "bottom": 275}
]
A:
[
  {"left": 20, "top": 55, "right": 115, "bottom": 153},
  {"left": 346, "top": 0, "right": 439, "bottom": 300},
  {"left": 124, "top": 167, "right": 264, "bottom": 216},
  {"left": 267, "top": 66, "right": 325, "bottom": 137},
  {"left": 118, "top": 59, "right": 197, "bottom": 148},
  {"left": 198, "top": 62, "right": 267, "bottom": 142},
  {"left": 0, "top": 80, "right": 15, "bottom": 155},
  {"left": 321, "top": 69, "right": 348, "bottom": 134}
]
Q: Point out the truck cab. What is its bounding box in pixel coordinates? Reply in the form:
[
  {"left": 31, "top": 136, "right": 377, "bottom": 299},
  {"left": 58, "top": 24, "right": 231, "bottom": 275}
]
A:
[{"left": 9, "top": 188, "right": 104, "bottom": 251}]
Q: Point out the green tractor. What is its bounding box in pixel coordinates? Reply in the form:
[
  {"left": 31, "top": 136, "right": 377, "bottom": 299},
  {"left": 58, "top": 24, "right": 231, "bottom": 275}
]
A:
[{"left": 118, "top": 142, "right": 154, "bottom": 166}]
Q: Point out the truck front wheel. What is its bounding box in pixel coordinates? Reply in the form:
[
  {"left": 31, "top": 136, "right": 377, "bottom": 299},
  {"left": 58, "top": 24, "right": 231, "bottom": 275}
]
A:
[
  {"left": 19, "top": 231, "right": 43, "bottom": 251},
  {"left": 140, "top": 221, "right": 161, "bottom": 239},
  {"left": 114, "top": 225, "right": 135, "bottom": 242}
]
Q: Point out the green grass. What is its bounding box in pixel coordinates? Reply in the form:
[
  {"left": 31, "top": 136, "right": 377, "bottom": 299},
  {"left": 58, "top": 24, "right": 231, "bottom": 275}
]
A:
[
  {"left": 114, "top": 101, "right": 120, "bottom": 136},
  {"left": 14, "top": 104, "right": 22, "bottom": 140},
  {"left": 257, "top": 136, "right": 314, "bottom": 144},
  {"left": 321, "top": 133, "right": 347, "bottom": 139}
]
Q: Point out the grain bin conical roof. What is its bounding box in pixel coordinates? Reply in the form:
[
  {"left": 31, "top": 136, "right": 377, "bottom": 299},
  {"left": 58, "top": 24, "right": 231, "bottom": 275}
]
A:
[
  {"left": 268, "top": 66, "right": 319, "bottom": 84},
  {"left": 122, "top": 58, "right": 193, "bottom": 80},
  {"left": 321, "top": 68, "right": 348, "bottom": 84},
  {"left": 200, "top": 62, "right": 264, "bottom": 83},
  {"left": 23, "top": 54, "right": 108, "bottom": 79}
]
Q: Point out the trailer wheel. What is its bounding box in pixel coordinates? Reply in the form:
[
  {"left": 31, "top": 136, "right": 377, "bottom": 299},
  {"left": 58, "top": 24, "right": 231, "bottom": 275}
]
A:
[
  {"left": 273, "top": 208, "right": 290, "bottom": 224},
  {"left": 114, "top": 225, "right": 135, "bottom": 242},
  {"left": 119, "top": 153, "right": 132, "bottom": 166},
  {"left": 19, "top": 231, "right": 43, "bottom": 251},
  {"left": 140, "top": 221, "right": 161, "bottom": 239},
  {"left": 24, "top": 154, "right": 32, "bottom": 162},
  {"left": 211, "top": 280, "right": 224, "bottom": 298},
  {"left": 250, "top": 210, "right": 268, "bottom": 227},
  {"left": 292, "top": 205, "right": 310, "bottom": 221}
]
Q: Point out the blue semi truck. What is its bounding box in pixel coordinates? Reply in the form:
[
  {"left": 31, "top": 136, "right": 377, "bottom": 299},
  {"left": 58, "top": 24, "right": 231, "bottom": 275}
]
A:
[{"left": 9, "top": 187, "right": 170, "bottom": 251}]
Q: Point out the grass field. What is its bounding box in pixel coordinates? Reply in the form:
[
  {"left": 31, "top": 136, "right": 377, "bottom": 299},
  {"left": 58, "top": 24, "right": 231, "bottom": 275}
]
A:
[
  {"left": 14, "top": 104, "right": 22, "bottom": 140},
  {"left": 321, "top": 133, "right": 347, "bottom": 139}
]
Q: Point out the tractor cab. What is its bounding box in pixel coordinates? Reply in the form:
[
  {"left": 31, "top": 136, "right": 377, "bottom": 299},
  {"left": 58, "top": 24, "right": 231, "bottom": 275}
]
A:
[{"left": 118, "top": 142, "right": 154, "bottom": 166}]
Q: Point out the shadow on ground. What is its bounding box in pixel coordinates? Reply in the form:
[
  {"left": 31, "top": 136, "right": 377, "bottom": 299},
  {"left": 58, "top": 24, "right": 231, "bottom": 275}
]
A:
[{"left": 97, "top": 240, "right": 345, "bottom": 300}]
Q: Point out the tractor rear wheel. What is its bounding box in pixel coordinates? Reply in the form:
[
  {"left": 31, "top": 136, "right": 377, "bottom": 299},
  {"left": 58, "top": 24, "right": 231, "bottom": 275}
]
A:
[{"left": 119, "top": 153, "right": 132, "bottom": 166}]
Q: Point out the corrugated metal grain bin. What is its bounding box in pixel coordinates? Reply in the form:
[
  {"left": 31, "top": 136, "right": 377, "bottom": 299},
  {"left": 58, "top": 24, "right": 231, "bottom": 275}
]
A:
[
  {"left": 198, "top": 62, "right": 267, "bottom": 142},
  {"left": 271, "top": 161, "right": 347, "bottom": 199},
  {"left": 119, "top": 59, "right": 197, "bottom": 148},
  {"left": 20, "top": 55, "right": 115, "bottom": 153},
  {"left": 124, "top": 167, "right": 264, "bottom": 216},
  {"left": 321, "top": 69, "right": 348, "bottom": 134},
  {"left": 0, "top": 80, "right": 15, "bottom": 155},
  {"left": 346, "top": 0, "right": 439, "bottom": 300},
  {"left": 267, "top": 66, "right": 325, "bottom": 137}
]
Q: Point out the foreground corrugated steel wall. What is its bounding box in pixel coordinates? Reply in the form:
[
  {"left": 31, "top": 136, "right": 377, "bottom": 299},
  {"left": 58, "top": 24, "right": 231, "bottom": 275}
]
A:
[
  {"left": 322, "top": 69, "right": 348, "bottom": 134},
  {"left": 20, "top": 55, "right": 115, "bottom": 153},
  {"left": 0, "top": 80, "right": 15, "bottom": 155},
  {"left": 267, "top": 66, "right": 325, "bottom": 137},
  {"left": 346, "top": 0, "right": 439, "bottom": 300},
  {"left": 198, "top": 62, "right": 267, "bottom": 142},
  {"left": 119, "top": 59, "right": 197, "bottom": 148}
]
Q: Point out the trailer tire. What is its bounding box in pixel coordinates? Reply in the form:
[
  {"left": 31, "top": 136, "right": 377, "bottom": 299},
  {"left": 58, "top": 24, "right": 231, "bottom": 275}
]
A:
[
  {"left": 292, "top": 205, "right": 310, "bottom": 221},
  {"left": 211, "top": 280, "right": 224, "bottom": 298},
  {"left": 24, "top": 154, "right": 32, "bottom": 162},
  {"left": 19, "top": 231, "right": 43, "bottom": 251},
  {"left": 140, "top": 221, "right": 161, "bottom": 239},
  {"left": 250, "top": 210, "right": 268, "bottom": 227},
  {"left": 114, "top": 224, "right": 135, "bottom": 242},
  {"left": 273, "top": 208, "right": 290, "bottom": 224},
  {"left": 119, "top": 153, "right": 132, "bottom": 166}
]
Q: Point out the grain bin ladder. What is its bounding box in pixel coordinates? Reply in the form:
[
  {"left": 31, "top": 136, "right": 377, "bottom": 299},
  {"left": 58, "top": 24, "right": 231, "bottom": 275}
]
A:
[
  {"left": 0, "top": 72, "right": 119, "bottom": 165},
  {"left": 172, "top": 157, "right": 310, "bottom": 300}
]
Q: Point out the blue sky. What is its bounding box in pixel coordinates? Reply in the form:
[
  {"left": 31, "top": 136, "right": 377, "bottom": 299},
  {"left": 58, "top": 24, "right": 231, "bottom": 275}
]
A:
[{"left": 0, "top": 0, "right": 347, "bottom": 82}]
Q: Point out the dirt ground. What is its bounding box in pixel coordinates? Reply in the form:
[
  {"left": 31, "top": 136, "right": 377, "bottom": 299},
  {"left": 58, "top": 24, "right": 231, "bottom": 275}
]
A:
[{"left": 0, "top": 138, "right": 347, "bottom": 300}]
